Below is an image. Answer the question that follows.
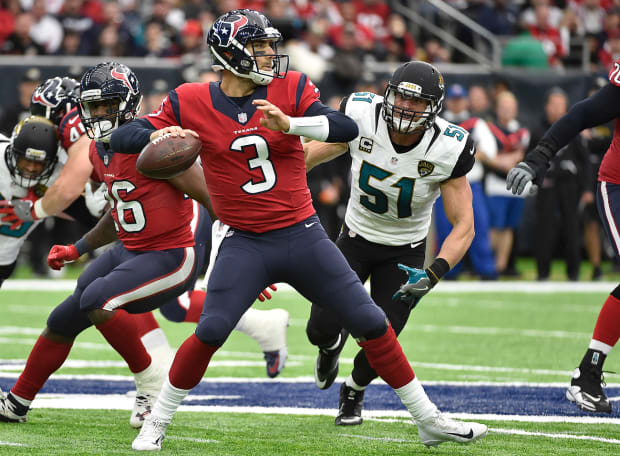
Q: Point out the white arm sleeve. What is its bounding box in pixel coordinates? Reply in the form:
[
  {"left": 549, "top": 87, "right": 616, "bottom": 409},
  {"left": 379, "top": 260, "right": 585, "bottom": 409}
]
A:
[{"left": 284, "top": 115, "right": 330, "bottom": 142}]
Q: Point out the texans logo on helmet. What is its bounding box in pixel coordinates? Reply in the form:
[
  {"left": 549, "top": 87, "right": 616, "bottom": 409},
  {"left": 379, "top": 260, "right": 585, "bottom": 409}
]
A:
[
  {"left": 213, "top": 14, "right": 248, "bottom": 47},
  {"left": 111, "top": 68, "right": 137, "bottom": 95},
  {"left": 32, "top": 86, "right": 59, "bottom": 108}
]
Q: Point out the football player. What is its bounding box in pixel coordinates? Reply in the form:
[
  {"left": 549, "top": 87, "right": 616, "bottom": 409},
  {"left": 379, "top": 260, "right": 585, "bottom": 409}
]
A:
[
  {"left": 0, "top": 116, "right": 61, "bottom": 287},
  {"left": 122, "top": 9, "right": 487, "bottom": 450},
  {"left": 303, "top": 61, "right": 478, "bottom": 427},
  {"left": 507, "top": 58, "right": 620, "bottom": 414}
]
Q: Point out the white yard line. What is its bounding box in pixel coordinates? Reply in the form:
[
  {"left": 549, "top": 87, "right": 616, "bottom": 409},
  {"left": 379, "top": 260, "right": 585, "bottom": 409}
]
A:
[
  {"left": 0, "top": 441, "right": 24, "bottom": 447},
  {"left": 490, "top": 427, "right": 620, "bottom": 444}
]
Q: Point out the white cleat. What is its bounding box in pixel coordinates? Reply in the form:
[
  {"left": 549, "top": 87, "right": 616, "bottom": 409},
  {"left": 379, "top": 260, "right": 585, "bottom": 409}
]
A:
[
  {"left": 257, "top": 309, "right": 289, "bottom": 378},
  {"left": 416, "top": 411, "right": 488, "bottom": 447},
  {"left": 132, "top": 415, "right": 170, "bottom": 451},
  {"left": 131, "top": 360, "right": 169, "bottom": 428}
]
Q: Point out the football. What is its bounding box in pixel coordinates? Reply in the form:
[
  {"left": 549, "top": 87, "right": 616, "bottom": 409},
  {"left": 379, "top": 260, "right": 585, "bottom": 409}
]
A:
[{"left": 136, "top": 133, "right": 202, "bottom": 179}]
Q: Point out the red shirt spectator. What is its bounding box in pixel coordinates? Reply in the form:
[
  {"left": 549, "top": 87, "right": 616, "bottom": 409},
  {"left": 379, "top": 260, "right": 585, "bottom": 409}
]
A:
[
  {"left": 527, "top": 5, "right": 567, "bottom": 66},
  {"left": 353, "top": 0, "right": 391, "bottom": 40}
]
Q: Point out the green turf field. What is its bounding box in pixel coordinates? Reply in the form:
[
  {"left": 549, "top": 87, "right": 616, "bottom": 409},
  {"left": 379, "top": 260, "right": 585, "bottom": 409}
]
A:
[{"left": 1, "top": 282, "right": 619, "bottom": 455}]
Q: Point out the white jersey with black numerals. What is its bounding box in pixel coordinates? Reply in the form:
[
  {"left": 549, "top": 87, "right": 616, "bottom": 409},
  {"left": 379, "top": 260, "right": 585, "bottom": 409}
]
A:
[
  {"left": 342, "top": 92, "right": 475, "bottom": 246},
  {"left": 0, "top": 134, "right": 62, "bottom": 265}
]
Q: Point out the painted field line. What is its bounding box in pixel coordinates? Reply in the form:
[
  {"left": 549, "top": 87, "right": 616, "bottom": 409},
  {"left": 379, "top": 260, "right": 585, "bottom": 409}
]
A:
[
  {"left": 0, "top": 441, "right": 24, "bottom": 447},
  {"left": 491, "top": 427, "right": 620, "bottom": 444},
  {"left": 338, "top": 434, "right": 413, "bottom": 443},
  {"left": 167, "top": 436, "right": 220, "bottom": 444},
  {"left": 2, "top": 280, "right": 617, "bottom": 293}
]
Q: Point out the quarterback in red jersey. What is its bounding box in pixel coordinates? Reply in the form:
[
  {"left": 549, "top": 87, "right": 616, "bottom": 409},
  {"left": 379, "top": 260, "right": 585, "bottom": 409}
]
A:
[
  {"left": 507, "top": 59, "right": 620, "bottom": 414},
  {"left": 123, "top": 9, "right": 487, "bottom": 451}
]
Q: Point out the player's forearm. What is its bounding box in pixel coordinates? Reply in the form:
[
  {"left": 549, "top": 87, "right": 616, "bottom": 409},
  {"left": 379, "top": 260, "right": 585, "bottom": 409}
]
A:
[
  {"left": 304, "top": 140, "right": 348, "bottom": 172},
  {"left": 296, "top": 102, "right": 359, "bottom": 143},
  {"left": 81, "top": 210, "right": 118, "bottom": 251},
  {"left": 110, "top": 118, "right": 156, "bottom": 154},
  {"left": 435, "top": 218, "right": 475, "bottom": 268},
  {"left": 40, "top": 167, "right": 92, "bottom": 216},
  {"left": 168, "top": 163, "right": 218, "bottom": 221}
]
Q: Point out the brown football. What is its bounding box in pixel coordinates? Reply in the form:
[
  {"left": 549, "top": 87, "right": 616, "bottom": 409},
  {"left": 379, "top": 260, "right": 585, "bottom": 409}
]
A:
[{"left": 136, "top": 133, "right": 202, "bottom": 179}]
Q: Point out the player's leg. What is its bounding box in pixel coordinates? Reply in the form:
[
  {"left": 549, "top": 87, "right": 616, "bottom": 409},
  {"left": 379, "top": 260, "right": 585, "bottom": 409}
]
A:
[
  {"left": 0, "top": 248, "right": 128, "bottom": 422},
  {"left": 433, "top": 197, "right": 463, "bottom": 278},
  {"left": 306, "top": 225, "right": 371, "bottom": 390},
  {"left": 133, "top": 233, "right": 270, "bottom": 450},
  {"left": 289, "top": 217, "right": 487, "bottom": 446},
  {"left": 80, "top": 244, "right": 197, "bottom": 427},
  {"left": 468, "top": 182, "right": 497, "bottom": 280},
  {"left": 335, "top": 242, "right": 425, "bottom": 426},
  {"left": 566, "top": 181, "right": 620, "bottom": 413},
  {"left": 0, "top": 261, "right": 17, "bottom": 289}
]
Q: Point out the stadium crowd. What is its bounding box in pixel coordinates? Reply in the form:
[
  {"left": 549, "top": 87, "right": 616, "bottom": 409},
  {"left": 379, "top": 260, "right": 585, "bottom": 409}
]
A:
[{"left": 0, "top": 0, "right": 618, "bottom": 282}]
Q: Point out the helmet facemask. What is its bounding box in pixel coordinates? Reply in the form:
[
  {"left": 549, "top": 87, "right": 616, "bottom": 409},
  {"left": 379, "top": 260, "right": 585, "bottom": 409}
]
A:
[
  {"left": 79, "top": 91, "right": 141, "bottom": 141},
  {"left": 383, "top": 82, "right": 438, "bottom": 134}
]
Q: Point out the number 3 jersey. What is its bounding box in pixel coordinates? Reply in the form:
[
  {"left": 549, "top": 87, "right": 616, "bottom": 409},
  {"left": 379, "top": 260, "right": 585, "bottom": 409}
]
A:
[
  {"left": 89, "top": 141, "right": 194, "bottom": 251},
  {"left": 342, "top": 93, "right": 475, "bottom": 246},
  {"left": 145, "top": 71, "right": 320, "bottom": 233},
  {"left": 0, "top": 135, "right": 62, "bottom": 265}
]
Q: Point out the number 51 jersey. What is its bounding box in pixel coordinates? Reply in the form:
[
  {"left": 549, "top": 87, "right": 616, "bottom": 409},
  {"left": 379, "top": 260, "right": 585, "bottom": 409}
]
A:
[{"left": 342, "top": 92, "right": 475, "bottom": 246}]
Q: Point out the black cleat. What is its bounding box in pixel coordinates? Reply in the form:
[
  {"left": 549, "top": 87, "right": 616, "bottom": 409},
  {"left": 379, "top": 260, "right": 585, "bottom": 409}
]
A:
[
  {"left": 0, "top": 389, "right": 29, "bottom": 423},
  {"left": 314, "top": 330, "right": 348, "bottom": 390},
  {"left": 335, "top": 383, "right": 364, "bottom": 426},
  {"left": 566, "top": 367, "right": 612, "bottom": 414}
]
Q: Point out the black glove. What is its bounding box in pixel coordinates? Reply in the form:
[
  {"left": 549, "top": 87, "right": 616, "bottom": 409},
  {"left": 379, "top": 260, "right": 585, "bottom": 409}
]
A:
[{"left": 506, "top": 142, "right": 555, "bottom": 195}]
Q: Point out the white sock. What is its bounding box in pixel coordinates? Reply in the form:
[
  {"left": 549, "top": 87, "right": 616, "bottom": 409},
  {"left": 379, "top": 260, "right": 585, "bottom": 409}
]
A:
[
  {"left": 589, "top": 339, "right": 613, "bottom": 355},
  {"left": 345, "top": 375, "right": 366, "bottom": 392},
  {"left": 9, "top": 392, "right": 31, "bottom": 408},
  {"left": 141, "top": 328, "right": 171, "bottom": 353},
  {"left": 394, "top": 377, "right": 438, "bottom": 423},
  {"left": 234, "top": 308, "right": 288, "bottom": 352},
  {"left": 151, "top": 378, "right": 189, "bottom": 422}
]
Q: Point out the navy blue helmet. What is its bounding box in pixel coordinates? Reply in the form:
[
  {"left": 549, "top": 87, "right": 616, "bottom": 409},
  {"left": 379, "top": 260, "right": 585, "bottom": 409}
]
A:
[
  {"left": 5, "top": 116, "right": 59, "bottom": 188},
  {"left": 207, "top": 9, "right": 289, "bottom": 85},
  {"left": 382, "top": 61, "right": 445, "bottom": 133},
  {"left": 78, "top": 62, "right": 142, "bottom": 140},
  {"left": 30, "top": 77, "right": 80, "bottom": 126}
]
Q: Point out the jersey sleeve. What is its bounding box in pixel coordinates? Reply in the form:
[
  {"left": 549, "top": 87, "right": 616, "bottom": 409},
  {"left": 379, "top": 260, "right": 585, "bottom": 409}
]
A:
[
  {"left": 88, "top": 142, "right": 102, "bottom": 181},
  {"left": 450, "top": 135, "right": 476, "bottom": 179},
  {"left": 608, "top": 59, "right": 620, "bottom": 87},
  {"left": 145, "top": 89, "right": 183, "bottom": 130},
  {"left": 58, "top": 109, "right": 86, "bottom": 150},
  {"left": 292, "top": 73, "right": 321, "bottom": 116}
]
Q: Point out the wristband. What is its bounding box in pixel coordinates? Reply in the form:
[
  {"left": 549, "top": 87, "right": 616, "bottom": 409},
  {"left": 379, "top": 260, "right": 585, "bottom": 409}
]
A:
[
  {"left": 74, "top": 238, "right": 92, "bottom": 256},
  {"left": 285, "top": 115, "right": 329, "bottom": 141},
  {"left": 425, "top": 258, "right": 450, "bottom": 287},
  {"left": 33, "top": 199, "right": 49, "bottom": 219}
]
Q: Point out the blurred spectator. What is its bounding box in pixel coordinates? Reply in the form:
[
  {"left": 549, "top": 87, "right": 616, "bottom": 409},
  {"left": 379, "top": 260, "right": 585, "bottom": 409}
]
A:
[
  {"left": 286, "top": 17, "right": 333, "bottom": 82},
  {"left": 178, "top": 19, "right": 204, "bottom": 59},
  {"left": 328, "top": 0, "right": 375, "bottom": 53},
  {"left": 571, "top": 0, "right": 605, "bottom": 35},
  {"left": 420, "top": 38, "right": 451, "bottom": 64},
  {"left": 468, "top": 85, "right": 493, "bottom": 120},
  {"left": 484, "top": 91, "right": 530, "bottom": 276},
  {"left": 0, "top": 67, "right": 40, "bottom": 135},
  {"left": 81, "top": 0, "right": 135, "bottom": 55},
  {"left": 325, "top": 23, "right": 366, "bottom": 95},
  {"left": 264, "top": 0, "right": 304, "bottom": 41},
  {"left": 0, "top": 1, "right": 16, "bottom": 47},
  {"left": 58, "top": 0, "right": 96, "bottom": 35},
  {"left": 520, "top": 0, "right": 564, "bottom": 29},
  {"left": 56, "top": 29, "right": 82, "bottom": 55},
  {"left": 382, "top": 13, "right": 417, "bottom": 62},
  {"left": 29, "top": 0, "right": 64, "bottom": 53},
  {"left": 479, "top": 0, "right": 519, "bottom": 35},
  {"left": 501, "top": 27, "right": 549, "bottom": 68},
  {"left": 527, "top": 4, "right": 568, "bottom": 68},
  {"left": 147, "top": 0, "right": 185, "bottom": 32},
  {"left": 141, "top": 78, "right": 169, "bottom": 115},
  {"left": 531, "top": 88, "right": 591, "bottom": 281},
  {"left": 136, "top": 20, "right": 178, "bottom": 57},
  {"left": 598, "top": 29, "right": 620, "bottom": 68},
  {"left": 0, "top": 12, "right": 45, "bottom": 55},
  {"left": 435, "top": 84, "right": 498, "bottom": 280},
  {"left": 353, "top": 0, "right": 390, "bottom": 41}
]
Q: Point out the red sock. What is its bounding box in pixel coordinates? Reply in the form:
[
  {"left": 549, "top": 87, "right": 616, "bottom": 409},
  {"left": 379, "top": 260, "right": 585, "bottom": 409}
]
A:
[
  {"left": 12, "top": 335, "right": 72, "bottom": 401},
  {"left": 592, "top": 294, "right": 620, "bottom": 347},
  {"left": 169, "top": 334, "right": 218, "bottom": 389},
  {"left": 131, "top": 311, "right": 160, "bottom": 337},
  {"left": 184, "top": 290, "right": 205, "bottom": 323},
  {"left": 96, "top": 311, "right": 151, "bottom": 373},
  {"left": 357, "top": 324, "right": 415, "bottom": 389}
]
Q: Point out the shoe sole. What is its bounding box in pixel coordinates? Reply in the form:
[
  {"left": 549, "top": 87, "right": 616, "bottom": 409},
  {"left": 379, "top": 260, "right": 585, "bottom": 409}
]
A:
[
  {"left": 566, "top": 387, "right": 612, "bottom": 414},
  {"left": 421, "top": 428, "right": 488, "bottom": 447},
  {"left": 335, "top": 417, "right": 363, "bottom": 426}
]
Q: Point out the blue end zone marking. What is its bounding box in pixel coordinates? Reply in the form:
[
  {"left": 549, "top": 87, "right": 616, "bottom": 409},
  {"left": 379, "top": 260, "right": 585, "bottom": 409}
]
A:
[{"left": 1, "top": 378, "right": 618, "bottom": 417}]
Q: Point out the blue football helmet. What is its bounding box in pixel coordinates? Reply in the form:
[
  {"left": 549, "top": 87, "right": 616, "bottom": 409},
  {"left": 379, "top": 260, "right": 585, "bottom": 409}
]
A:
[
  {"left": 78, "top": 62, "right": 142, "bottom": 140},
  {"left": 382, "top": 61, "right": 445, "bottom": 133},
  {"left": 207, "top": 9, "right": 289, "bottom": 86},
  {"left": 30, "top": 77, "right": 80, "bottom": 126},
  {"left": 5, "top": 116, "right": 59, "bottom": 188}
]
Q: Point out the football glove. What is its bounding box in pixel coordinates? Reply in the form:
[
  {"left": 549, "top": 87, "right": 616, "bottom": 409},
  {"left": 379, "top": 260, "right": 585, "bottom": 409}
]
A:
[
  {"left": 47, "top": 244, "right": 79, "bottom": 270},
  {"left": 85, "top": 181, "right": 108, "bottom": 218},
  {"left": 257, "top": 284, "right": 278, "bottom": 302},
  {"left": 392, "top": 264, "right": 432, "bottom": 309},
  {"left": 506, "top": 142, "right": 555, "bottom": 195},
  {"left": 0, "top": 189, "right": 41, "bottom": 230}
]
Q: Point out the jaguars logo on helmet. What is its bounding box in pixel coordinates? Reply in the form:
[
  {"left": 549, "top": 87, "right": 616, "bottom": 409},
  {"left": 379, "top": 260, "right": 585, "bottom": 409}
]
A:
[
  {"left": 207, "top": 9, "right": 289, "bottom": 86},
  {"left": 78, "top": 62, "right": 142, "bottom": 141},
  {"left": 382, "top": 61, "right": 445, "bottom": 134}
]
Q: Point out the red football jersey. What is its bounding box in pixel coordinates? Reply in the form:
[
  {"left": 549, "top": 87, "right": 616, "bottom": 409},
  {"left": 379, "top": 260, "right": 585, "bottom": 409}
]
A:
[
  {"left": 600, "top": 60, "right": 620, "bottom": 184},
  {"left": 145, "top": 71, "right": 319, "bottom": 232},
  {"left": 58, "top": 107, "right": 86, "bottom": 151},
  {"left": 89, "top": 141, "right": 194, "bottom": 251}
]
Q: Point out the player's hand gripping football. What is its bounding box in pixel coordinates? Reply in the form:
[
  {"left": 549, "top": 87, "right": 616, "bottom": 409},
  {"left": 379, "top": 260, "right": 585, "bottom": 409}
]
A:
[
  {"left": 0, "top": 188, "right": 41, "bottom": 230},
  {"left": 257, "top": 284, "right": 278, "bottom": 302},
  {"left": 253, "top": 99, "right": 290, "bottom": 132},
  {"left": 392, "top": 264, "right": 432, "bottom": 309},
  {"left": 47, "top": 244, "right": 80, "bottom": 270}
]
